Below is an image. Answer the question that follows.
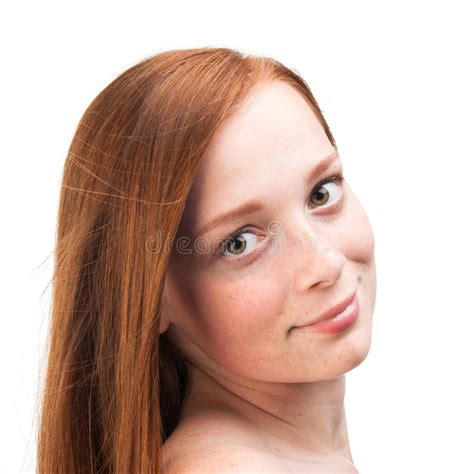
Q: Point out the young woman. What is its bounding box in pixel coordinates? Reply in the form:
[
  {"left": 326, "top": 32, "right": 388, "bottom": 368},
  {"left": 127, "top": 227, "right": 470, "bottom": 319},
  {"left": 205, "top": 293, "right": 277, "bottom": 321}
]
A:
[{"left": 37, "top": 47, "right": 377, "bottom": 473}]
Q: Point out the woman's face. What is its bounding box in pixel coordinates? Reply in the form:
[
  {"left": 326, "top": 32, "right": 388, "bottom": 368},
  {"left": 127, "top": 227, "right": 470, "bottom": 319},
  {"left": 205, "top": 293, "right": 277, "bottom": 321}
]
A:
[{"left": 161, "top": 81, "right": 377, "bottom": 383}]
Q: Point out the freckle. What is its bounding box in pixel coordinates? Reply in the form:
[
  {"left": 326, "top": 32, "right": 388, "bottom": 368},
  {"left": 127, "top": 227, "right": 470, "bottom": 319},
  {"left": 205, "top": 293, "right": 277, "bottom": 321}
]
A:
[{"left": 297, "top": 412, "right": 303, "bottom": 416}]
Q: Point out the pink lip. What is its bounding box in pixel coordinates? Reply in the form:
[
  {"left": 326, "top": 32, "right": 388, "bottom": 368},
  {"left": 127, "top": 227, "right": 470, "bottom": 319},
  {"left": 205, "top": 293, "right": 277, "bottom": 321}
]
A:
[{"left": 296, "top": 291, "right": 359, "bottom": 334}]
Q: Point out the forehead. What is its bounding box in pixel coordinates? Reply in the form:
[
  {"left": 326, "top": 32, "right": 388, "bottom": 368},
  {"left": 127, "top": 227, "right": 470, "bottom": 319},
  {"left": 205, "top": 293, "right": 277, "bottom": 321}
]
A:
[{"left": 180, "top": 81, "right": 336, "bottom": 234}]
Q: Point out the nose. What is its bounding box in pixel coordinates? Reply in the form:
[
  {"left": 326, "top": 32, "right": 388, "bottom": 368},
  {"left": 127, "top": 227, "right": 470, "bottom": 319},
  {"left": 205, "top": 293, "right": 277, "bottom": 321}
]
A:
[{"left": 283, "top": 222, "right": 347, "bottom": 292}]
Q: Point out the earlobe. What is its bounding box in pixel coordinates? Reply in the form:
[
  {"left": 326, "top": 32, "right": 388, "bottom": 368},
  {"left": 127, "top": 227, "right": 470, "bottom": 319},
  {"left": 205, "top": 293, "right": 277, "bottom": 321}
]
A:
[
  {"left": 159, "top": 276, "right": 171, "bottom": 335},
  {"left": 159, "top": 315, "right": 170, "bottom": 335}
]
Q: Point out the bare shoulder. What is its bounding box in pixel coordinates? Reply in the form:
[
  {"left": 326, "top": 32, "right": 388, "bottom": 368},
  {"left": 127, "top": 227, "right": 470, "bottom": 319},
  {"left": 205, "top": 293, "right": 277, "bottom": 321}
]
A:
[{"left": 163, "top": 433, "right": 288, "bottom": 473}]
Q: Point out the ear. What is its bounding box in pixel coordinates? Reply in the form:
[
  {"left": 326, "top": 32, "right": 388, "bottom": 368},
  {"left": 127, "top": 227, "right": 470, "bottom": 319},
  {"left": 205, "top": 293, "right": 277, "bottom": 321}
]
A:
[
  {"left": 159, "top": 314, "right": 170, "bottom": 335},
  {"left": 159, "top": 276, "right": 171, "bottom": 335}
]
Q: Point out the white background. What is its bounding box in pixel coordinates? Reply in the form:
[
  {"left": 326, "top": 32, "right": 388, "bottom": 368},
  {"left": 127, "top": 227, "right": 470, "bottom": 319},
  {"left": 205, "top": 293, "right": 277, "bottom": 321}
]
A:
[{"left": 2, "top": 1, "right": 473, "bottom": 472}]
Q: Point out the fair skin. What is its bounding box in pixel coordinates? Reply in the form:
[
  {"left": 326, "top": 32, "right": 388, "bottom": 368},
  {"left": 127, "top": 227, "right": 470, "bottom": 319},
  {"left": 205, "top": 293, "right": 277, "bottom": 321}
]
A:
[{"left": 159, "top": 80, "right": 377, "bottom": 472}]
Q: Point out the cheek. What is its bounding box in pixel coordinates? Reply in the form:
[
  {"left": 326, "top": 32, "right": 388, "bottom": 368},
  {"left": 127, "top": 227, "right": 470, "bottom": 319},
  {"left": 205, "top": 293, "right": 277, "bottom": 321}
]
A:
[
  {"left": 341, "top": 189, "right": 376, "bottom": 266},
  {"left": 195, "top": 268, "right": 286, "bottom": 343},
  {"left": 342, "top": 190, "right": 377, "bottom": 322},
  {"left": 180, "top": 252, "right": 288, "bottom": 377},
  {"left": 168, "top": 256, "right": 288, "bottom": 377}
]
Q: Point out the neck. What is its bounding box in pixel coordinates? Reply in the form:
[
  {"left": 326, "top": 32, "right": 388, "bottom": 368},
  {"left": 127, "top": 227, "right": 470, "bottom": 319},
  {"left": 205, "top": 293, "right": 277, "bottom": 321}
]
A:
[{"left": 183, "top": 362, "right": 354, "bottom": 465}]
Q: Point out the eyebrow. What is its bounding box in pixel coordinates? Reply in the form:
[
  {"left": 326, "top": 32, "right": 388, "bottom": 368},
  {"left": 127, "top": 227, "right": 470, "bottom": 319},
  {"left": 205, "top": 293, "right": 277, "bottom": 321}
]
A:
[{"left": 194, "top": 150, "right": 340, "bottom": 238}]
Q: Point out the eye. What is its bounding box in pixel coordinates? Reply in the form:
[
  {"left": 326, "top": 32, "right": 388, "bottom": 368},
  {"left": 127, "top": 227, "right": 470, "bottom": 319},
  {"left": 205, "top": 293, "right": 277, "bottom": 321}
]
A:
[
  {"left": 217, "top": 230, "right": 260, "bottom": 260},
  {"left": 309, "top": 174, "right": 345, "bottom": 208}
]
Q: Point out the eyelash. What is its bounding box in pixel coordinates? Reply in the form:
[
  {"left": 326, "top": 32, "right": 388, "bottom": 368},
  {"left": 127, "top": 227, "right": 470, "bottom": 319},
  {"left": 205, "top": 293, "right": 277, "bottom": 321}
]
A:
[{"left": 215, "top": 173, "right": 346, "bottom": 263}]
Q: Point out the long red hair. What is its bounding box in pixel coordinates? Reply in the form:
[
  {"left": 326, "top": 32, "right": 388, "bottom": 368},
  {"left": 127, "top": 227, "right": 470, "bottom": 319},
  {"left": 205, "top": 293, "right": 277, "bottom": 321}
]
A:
[{"left": 36, "top": 46, "right": 337, "bottom": 473}]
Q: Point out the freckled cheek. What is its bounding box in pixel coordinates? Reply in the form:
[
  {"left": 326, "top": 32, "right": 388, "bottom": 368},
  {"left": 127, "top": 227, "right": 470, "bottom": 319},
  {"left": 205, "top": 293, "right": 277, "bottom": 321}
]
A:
[
  {"left": 193, "top": 273, "right": 287, "bottom": 346},
  {"left": 340, "top": 203, "right": 375, "bottom": 263},
  {"left": 351, "top": 220, "right": 374, "bottom": 261}
]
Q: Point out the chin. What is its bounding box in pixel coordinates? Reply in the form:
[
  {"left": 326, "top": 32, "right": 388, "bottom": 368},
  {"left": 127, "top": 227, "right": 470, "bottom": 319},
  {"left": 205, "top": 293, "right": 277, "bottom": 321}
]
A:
[{"left": 339, "top": 323, "right": 373, "bottom": 374}]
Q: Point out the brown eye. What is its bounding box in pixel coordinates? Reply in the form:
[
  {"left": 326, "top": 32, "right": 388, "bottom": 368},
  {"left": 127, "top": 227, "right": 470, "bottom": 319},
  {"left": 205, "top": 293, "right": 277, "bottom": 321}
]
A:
[
  {"left": 224, "top": 235, "right": 246, "bottom": 255},
  {"left": 309, "top": 175, "right": 345, "bottom": 207},
  {"left": 220, "top": 232, "right": 258, "bottom": 258},
  {"left": 310, "top": 185, "right": 330, "bottom": 206}
]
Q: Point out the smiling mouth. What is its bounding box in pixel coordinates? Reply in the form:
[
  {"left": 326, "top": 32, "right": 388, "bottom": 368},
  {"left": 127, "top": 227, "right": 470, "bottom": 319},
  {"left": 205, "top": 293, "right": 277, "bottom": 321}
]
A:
[
  {"left": 295, "top": 292, "right": 360, "bottom": 334},
  {"left": 288, "top": 289, "right": 360, "bottom": 335},
  {"left": 297, "top": 289, "right": 357, "bottom": 328}
]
